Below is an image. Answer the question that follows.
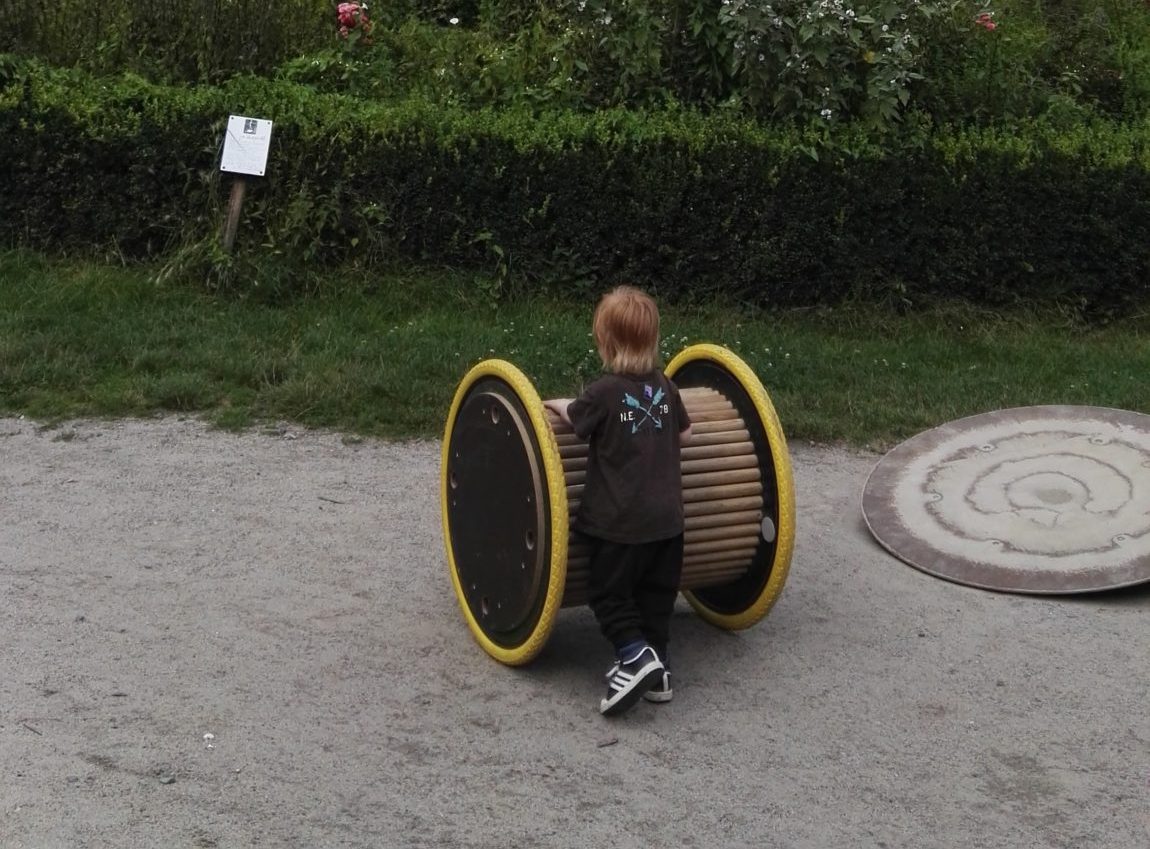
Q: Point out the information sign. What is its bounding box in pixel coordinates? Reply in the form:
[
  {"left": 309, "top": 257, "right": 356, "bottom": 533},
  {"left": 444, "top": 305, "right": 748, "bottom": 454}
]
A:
[{"left": 220, "top": 116, "right": 274, "bottom": 177}]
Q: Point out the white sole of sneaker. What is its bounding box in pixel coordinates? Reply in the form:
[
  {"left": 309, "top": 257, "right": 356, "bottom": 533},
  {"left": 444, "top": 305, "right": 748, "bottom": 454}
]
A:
[{"left": 600, "top": 659, "right": 663, "bottom": 716}]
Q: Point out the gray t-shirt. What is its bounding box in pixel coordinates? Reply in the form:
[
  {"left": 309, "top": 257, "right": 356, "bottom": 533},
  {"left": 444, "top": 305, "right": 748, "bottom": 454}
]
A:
[{"left": 567, "top": 370, "right": 690, "bottom": 544}]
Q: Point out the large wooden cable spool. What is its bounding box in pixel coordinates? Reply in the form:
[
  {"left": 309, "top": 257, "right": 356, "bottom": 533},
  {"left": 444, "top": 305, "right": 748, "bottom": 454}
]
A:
[{"left": 441, "top": 344, "right": 795, "bottom": 666}]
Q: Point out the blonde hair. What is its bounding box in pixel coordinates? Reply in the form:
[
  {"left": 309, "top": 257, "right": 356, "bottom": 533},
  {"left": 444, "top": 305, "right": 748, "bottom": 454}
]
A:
[{"left": 592, "top": 285, "right": 660, "bottom": 374}]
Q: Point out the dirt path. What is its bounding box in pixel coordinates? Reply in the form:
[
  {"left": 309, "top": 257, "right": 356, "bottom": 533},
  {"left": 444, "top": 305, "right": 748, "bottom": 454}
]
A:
[{"left": 2, "top": 416, "right": 1147, "bottom": 848}]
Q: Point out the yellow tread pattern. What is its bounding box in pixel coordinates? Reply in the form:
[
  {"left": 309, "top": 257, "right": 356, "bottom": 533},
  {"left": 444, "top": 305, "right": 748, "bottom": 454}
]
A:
[
  {"left": 441, "top": 359, "right": 569, "bottom": 665},
  {"left": 666, "top": 344, "right": 796, "bottom": 631}
]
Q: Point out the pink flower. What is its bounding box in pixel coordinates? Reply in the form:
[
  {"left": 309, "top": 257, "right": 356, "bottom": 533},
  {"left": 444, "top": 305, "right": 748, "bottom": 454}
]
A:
[
  {"left": 336, "top": 1, "right": 372, "bottom": 42},
  {"left": 337, "top": 3, "right": 361, "bottom": 28}
]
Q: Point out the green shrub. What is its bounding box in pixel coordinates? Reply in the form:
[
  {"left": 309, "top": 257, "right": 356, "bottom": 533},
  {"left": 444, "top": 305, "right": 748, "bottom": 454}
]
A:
[
  {"left": 5, "top": 0, "right": 1150, "bottom": 125},
  {"left": 0, "top": 0, "right": 333, "bottom": 83},
  {"left": 1, "top": 58, "right": 1148, "bottom": 317},
  {"left": 919, "top": 0, "right": 1150, "bottom": 122}
]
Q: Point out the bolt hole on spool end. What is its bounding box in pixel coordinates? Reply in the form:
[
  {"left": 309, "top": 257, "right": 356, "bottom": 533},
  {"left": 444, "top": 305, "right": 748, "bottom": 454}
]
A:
[{"left": 441, "top": 347, "right": 795, "bottom": 665}]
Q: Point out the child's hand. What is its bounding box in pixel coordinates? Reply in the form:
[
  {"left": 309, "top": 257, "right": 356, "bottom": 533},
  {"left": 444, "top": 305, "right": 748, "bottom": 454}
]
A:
[{"left": 543, "top": 398, "right": 573, "bottom": 425}]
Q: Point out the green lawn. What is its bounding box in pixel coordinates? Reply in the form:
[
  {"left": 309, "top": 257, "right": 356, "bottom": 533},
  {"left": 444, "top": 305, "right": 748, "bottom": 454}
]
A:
[{"left": 3, "top": 250, "right": 1148, "bottom": 449}]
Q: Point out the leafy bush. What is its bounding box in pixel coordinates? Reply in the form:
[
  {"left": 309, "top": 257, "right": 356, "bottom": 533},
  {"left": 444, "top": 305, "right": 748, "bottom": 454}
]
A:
[
  {"left": 0, "top": 0, "right": 332, "bottom": 83},
  {"left": 4, "top": 0, "right": 1149, "bottom": 126},
  {"left": 2, "top": 59, "right": 1148, "bottom": 317},
  {"left": 918, "top": 0, "right": 1150, "bottom": 121}
]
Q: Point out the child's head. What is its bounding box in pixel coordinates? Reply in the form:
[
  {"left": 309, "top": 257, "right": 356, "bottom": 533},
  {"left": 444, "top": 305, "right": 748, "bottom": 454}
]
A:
[{"left": 592, "top": 285, "right": 660, "bottom": 374}]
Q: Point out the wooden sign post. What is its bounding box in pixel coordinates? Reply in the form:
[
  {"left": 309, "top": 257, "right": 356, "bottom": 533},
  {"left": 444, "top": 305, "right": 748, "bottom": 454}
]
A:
[{"left": 219, "top": 115, "right": 273, "bottom": 253}]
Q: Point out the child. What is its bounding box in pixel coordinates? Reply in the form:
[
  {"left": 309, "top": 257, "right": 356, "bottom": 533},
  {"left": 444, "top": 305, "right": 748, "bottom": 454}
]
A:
[{"left": 545, "top": 286, "right": 692, "bottom": 716}]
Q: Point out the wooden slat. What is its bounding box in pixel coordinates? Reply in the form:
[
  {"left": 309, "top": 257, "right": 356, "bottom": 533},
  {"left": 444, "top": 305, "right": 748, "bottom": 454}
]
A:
[
  {"left": 683, "top": 495, "right": 762, "bottom": 518},
  {"left": 584, "top": 497, "right": 763, "bottom": 521},
  {"left": 685, "top": 509, "right": 762, "bottom": 530},
  {"left": 685, "top": 399, "right": 739, "bottom": 413},
  {"left": 687, "top": 408, "right": 742, "bottom": 424},
  {"left": 562, "top": 444, "right": 758, "bottom": 475},
  {"left": 684, "top": 536, "right": 761, "bottom": 556},
  {"left": 682, "top": 558, "right": 755, "bottom": 575},
  {"left": 683, "top": 467, "right": 761, "bottom": 488},
  {"left": 681, "top": 453, "right": 758, "bottom": 474},
  {"left": 690, "top": 418, "right": 749, "bottom": 435},
  {"left": 686, "top": 521, "right": 761, "bottom": 542},
  {"left": 682, "top": 481, "right": 762, "bottom": 504},
  {"left": 680, "top": 440, "right": 755, "bottom": 461},
  {"left": 567, "top": 474, "right": 764, "bottom": 508},
  {"left": 683, "top": 547, "right": 758, "bottom": 566},
  {"left": 687, "top": 428, "right": 751, "bottom": 447},
  {"left": 567, "top": 523, "right": 761, "bottom": 562},
  {"left": 559, "top": 443, "right": 588, "bottom": 459}
]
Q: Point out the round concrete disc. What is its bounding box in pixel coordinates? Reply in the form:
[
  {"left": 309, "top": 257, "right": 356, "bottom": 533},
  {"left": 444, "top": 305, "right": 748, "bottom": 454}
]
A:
[{"left": 862, "top": 405, "right": 1150, "bottom": 594}]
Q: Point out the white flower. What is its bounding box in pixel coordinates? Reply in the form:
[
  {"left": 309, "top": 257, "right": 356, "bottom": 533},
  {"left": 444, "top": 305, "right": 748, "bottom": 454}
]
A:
[
  {"left": 820, "top": 108, "right": 833, "bottom": 119},
  {"left": 449, "top": 17, "right": 459, "bottom": 25},
  {"left": 882, "top": 24, "right": 889, "bottom": 32}
]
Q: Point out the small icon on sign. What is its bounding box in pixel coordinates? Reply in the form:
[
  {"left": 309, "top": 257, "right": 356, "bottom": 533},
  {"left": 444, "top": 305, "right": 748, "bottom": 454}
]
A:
[{"left": 243, "top": 119, "right": 258, "bottom": 134}]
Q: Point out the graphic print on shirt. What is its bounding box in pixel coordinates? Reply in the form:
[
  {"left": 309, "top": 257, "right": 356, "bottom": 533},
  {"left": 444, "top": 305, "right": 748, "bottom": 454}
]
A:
[{"left": 620, "top": 384, "right": 669, "bottom": 434}]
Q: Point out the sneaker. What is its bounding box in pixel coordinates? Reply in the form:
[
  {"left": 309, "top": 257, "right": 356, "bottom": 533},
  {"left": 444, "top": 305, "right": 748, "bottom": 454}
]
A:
[
  {"left": 643, "top": 670, "right": 672, "bottom": 703},
  {"left": 600, "top": 646, "right": 664, "bottom": 716}
]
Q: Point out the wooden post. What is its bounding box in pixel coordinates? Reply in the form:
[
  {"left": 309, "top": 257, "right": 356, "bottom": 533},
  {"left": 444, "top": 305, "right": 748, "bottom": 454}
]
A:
[{"left": 220, "top": 176, "right": 248, "bottom": 253}]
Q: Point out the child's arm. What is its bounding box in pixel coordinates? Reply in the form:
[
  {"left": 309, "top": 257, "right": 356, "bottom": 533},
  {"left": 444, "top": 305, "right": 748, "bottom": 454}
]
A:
[
  {"left": 543, "top": 398, "right": 574, "bottom": 426},
  {"left": 679, "top": 423, "right": 693, "bottom": 446}
]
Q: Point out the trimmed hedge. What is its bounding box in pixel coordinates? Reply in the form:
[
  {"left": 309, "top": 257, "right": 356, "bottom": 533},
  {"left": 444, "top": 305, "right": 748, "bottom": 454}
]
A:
[{"left": 2, "top": 58, "right": 1149, "bottom": 315}]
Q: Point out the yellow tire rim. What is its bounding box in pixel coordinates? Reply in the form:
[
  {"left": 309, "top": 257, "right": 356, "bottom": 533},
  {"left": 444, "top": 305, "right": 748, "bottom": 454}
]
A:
[
  {"left": 666, "top": 344, "right": 796, "bottom": 630},
  {"left": 441, "top": 359, "right": 569, "bottom": 665}
]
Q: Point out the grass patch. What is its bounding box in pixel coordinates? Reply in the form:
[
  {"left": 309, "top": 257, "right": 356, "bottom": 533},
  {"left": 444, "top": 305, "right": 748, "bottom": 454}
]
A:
[{"left": 3, "top": 249, "right": 1149, "bottom": 448}]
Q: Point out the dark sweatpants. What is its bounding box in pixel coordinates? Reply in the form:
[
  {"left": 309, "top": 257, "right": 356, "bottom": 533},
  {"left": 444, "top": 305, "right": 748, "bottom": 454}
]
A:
[{"left": 582, "top": 532, "right": 684, "bottom": 661}]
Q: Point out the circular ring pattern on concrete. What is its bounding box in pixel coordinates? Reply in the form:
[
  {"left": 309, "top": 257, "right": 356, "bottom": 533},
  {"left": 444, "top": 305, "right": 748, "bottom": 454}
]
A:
[{"left": 862, "top": 405, "right": 1150, "bottom": 594}]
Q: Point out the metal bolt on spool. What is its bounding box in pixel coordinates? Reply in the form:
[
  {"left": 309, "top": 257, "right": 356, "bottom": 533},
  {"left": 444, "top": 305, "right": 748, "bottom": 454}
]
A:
[{"left": 440, "top": 344, "right": 796, "bottom": 665}]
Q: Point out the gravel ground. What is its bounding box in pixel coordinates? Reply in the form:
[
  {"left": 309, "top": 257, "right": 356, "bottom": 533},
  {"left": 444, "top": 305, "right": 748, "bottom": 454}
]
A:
[{"left": 2, "top": 416, "right": 1148, "bottom": 849}]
